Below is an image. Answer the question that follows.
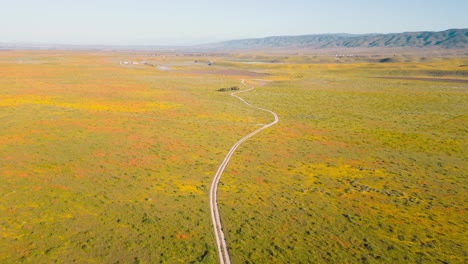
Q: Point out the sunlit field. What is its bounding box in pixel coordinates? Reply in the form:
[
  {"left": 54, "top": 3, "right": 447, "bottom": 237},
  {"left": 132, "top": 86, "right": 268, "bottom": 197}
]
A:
[{"left": 1, "top": 50, "right": 466, "bottom": 263}]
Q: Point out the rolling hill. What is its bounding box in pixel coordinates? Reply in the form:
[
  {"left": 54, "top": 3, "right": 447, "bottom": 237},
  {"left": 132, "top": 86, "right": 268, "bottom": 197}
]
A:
[{"left": 207, "top": 29, "right": 468, "bottom": 50}]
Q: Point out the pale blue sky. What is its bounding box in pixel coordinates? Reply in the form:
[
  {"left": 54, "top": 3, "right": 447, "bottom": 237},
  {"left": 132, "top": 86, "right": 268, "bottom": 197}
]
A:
[{"left": 1, "top": 0, "right": 467, "bottom": 45}]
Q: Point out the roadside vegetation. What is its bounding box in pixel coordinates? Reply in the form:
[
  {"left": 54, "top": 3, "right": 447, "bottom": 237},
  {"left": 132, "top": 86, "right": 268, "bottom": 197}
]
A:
[
  {"left": 0, "top": 50, "right": 466, "bottom": 263},
  {"left": 217, "top": 86, "right": 239, "bottom": 92}
]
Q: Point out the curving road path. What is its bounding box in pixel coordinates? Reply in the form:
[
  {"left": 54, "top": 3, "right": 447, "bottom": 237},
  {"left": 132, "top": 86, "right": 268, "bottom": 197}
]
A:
[{"left": 210, "top": 79, "right": 279, "bottom": 264}]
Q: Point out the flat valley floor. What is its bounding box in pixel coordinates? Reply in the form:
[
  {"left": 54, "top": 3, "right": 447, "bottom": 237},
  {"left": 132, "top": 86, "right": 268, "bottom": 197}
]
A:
[{"left": 0, "top": 50, "right": 466, "bottom": 263}]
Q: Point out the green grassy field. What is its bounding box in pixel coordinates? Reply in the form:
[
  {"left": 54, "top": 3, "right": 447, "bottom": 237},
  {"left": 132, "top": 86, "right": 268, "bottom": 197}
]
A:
[{"left": 0, "top": 51, "right": 466, "bottom": 263}]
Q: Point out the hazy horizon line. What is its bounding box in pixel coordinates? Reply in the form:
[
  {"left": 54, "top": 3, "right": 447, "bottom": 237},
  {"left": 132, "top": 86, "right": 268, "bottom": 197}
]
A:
[{"left": 1, "top": 28, "right": 465, "bottom": 48}]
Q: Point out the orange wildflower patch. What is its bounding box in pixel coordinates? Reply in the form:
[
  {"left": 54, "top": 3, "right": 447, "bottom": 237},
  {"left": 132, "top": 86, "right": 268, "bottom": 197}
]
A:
[{"left": 176, "top": 232, "right": 190, "bottom": 240}]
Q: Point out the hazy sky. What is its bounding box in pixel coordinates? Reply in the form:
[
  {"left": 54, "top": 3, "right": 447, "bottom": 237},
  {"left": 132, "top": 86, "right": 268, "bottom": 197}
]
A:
[{"left": 1, "top": 0, "right": 467, "bottom": 45}]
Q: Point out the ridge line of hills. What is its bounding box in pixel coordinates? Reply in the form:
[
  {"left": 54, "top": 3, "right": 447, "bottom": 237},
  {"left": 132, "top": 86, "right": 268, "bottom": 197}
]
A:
[
  {"left": 1, "top": 29, "right": 466, "bottom": 51},
  {"left": 206, "top": 28, "right": 468, "bottom": 50}
]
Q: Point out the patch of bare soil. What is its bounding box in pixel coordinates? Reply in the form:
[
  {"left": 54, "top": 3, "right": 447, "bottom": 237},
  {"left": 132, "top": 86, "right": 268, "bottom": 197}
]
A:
[
  {"left": 375, "top": 77, "right": 468, "bottom": 84},
  {"left": 251, "top": 79, "right": 272, "bottom": 86},
  {"left": 179, "top": 68, "right": 269, "bottom": 77}
]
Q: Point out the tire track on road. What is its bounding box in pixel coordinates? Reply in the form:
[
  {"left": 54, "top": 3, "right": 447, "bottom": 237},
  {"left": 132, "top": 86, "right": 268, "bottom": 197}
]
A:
[{"left": 210, "top": 79, "right": 279, "bottom": 264}]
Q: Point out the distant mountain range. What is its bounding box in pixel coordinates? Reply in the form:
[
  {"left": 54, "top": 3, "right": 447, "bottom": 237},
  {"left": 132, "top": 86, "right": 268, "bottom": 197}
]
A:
[
  {"left": 2, "top": 29, "right": 466, "bottom": 51},
  {"left": 207, "top": 29, "right": 468, "bottom": 50}
]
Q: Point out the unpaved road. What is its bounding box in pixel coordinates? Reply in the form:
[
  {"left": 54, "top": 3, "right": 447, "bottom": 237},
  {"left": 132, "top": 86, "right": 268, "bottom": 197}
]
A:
[{"left": 210, "top": 80, "right": 279, "bottom": 264}]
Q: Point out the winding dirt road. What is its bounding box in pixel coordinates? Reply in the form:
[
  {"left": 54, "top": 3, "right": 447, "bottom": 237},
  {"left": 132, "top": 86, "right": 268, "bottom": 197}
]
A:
[{"left": 210, "top": 80, "right": 279, "bottom": 264}]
